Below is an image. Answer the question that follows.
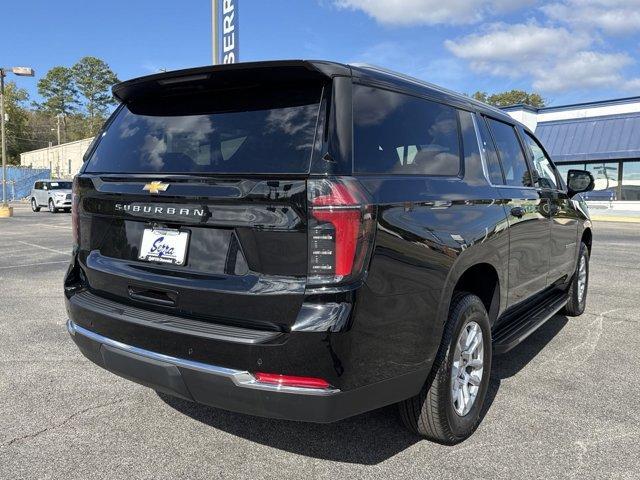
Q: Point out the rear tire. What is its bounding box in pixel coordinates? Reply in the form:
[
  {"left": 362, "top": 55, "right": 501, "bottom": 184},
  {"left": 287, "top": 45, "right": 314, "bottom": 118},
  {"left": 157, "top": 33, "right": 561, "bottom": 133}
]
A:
[
  {"left": 563, "top": 242, "right": 589, "bottom": 316},
  {"left": 48, "top": 199, "right": 58, "bottom": 213},
  {"left": 31, "top": 198, "right": 40, "bottom": 212},
  {"left": 399, "top": 292, "right": 492, "bottom": 444}
]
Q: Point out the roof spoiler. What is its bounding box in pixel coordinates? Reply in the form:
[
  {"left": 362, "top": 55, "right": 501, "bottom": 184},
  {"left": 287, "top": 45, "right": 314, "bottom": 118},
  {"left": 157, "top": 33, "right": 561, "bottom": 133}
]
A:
[{"left": 112, "top": 60, "right": 351, "bottom": 103}]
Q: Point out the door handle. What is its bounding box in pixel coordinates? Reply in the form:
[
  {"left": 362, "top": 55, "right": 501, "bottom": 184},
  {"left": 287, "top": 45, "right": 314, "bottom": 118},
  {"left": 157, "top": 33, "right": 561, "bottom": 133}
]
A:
[{"left": 510, "top": 207, "right": 525, "bottom": 218}]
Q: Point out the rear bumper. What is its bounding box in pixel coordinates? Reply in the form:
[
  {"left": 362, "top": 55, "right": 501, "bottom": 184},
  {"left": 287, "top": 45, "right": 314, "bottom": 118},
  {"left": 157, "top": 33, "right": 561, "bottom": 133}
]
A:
[{"left": 67, "top": 319, "right": 427, "bottom": 423}]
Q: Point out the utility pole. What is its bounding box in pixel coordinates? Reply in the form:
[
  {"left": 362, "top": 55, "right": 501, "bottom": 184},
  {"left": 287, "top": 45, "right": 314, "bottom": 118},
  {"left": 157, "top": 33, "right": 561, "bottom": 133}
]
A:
[
  {"left": 56, "top": 114, "right": 61, "bottom": 145},
  {"left": 48, "top": 141, "right": 52, "bottom": 175},
  {"left": 0, "top": 70, "right": 8, "bottom": 215},
  {"left": 0, "top": 66, "right": 34, "bottom": 218}
]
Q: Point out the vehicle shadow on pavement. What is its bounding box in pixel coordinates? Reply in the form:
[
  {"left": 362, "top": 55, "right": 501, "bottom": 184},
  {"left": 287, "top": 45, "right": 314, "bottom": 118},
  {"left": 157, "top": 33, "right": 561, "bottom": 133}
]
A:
[
  {"left": 157, "top": 394, "right": 418, "bottom": 464},
  {"left": 482, "top": 314, "right": 569, "bottom": 418},
  {"left": 492, "top": 314, "right": 569, "bottom": 379},
  {"left": 158, "top": 315, "right": 568, "bottom": 465}
]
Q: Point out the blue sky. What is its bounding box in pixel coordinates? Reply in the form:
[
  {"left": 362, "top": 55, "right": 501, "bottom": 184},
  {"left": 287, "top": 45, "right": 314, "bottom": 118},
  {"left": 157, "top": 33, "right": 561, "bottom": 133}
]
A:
[{"left": 3, "top": 0, "right": 640, "bottom": 106}]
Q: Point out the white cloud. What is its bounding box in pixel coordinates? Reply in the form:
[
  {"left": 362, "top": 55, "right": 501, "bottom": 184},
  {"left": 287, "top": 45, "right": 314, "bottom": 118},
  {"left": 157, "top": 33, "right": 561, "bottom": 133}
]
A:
[
  {"left": 445, "top": 22, "right": 640, "bottom": 92},
  {"left": 334, "top": 0, "right": 533, "bottom": 25},
  {"left": 542, "top": 0, "right": 640, "bottom": 34},
  {"left": 532, "top": 51, "right": 634, "bottom": 91},
  {"left": 445, "top": 23, "right": 590, "bottom": 66}
]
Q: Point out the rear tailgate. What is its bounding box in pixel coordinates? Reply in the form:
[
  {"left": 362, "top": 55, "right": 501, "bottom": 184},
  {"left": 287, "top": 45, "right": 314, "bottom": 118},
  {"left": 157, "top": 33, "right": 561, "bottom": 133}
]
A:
[{"left": 76, "top": 175, "right": 308, "bottom": 330}]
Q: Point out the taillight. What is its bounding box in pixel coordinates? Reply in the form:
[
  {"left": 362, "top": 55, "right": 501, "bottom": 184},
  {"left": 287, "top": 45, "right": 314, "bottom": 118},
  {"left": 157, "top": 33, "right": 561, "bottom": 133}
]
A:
[
  {"left": 71, "top": 177, "right": 79, "bottom": 246},
  {"left": 308, "top": 177, "right": 375, "bottom": 285},
  {"left": 253, "top": 372, "right": 331, "bottom": 390}
]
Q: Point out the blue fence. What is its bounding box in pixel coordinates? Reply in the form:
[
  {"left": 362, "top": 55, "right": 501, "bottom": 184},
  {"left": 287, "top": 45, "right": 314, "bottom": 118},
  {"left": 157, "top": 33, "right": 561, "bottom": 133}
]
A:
[{"left": 3, "top": 167, "right": 51, "bottom": 200}]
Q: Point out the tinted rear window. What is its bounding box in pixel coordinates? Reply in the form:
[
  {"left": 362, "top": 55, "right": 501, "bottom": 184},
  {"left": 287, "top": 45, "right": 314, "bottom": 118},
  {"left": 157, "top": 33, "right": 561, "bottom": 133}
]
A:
[
  {"left": 477, "top": 117, "right": 505, "bottom": 185},
  {"left": 353, "top": 85, "right": 461, "bottom": 175},
  {"left": 85, "top": 85, "right": 323, "bottom": 174}
]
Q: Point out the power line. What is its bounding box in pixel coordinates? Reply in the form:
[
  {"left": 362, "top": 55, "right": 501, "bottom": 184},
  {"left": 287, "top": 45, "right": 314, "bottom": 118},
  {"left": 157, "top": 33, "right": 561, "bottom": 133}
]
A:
[{"left": 7, "top": 135, "right": 52, "bottom": 144}]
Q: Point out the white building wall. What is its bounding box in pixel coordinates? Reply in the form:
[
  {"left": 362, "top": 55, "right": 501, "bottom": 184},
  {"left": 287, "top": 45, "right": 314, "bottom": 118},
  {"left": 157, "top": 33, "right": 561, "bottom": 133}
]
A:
[
  {"left": 506, "top": 109, "right": 539, "bottom": 131},
  {"left": 505, "top": 98, "right": 640, "bottom": 130},
  {"left": 537, "top": 100, "right": 640, "bottom": 122},
  {"left": 19, "top": 137, "right": 94, "bottom": 178}
]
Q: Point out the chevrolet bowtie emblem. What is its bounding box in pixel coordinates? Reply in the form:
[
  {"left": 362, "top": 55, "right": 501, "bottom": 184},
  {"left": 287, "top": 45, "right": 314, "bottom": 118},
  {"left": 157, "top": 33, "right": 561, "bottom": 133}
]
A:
[{"left": 143, "top": 181, "right": 169, "bottom": 194}]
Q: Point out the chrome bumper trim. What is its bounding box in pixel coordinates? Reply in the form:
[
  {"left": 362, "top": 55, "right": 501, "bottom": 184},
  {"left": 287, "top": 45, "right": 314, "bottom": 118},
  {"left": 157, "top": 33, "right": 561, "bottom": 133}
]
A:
[{"left": 67, "top": 319, "right": 339, "bottom": 396}]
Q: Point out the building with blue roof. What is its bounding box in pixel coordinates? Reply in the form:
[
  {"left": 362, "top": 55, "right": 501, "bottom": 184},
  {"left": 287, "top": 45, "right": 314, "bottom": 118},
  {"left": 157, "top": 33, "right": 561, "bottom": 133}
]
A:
[{"left": 504, "top": 97, "right": 640, "bottom": 202}]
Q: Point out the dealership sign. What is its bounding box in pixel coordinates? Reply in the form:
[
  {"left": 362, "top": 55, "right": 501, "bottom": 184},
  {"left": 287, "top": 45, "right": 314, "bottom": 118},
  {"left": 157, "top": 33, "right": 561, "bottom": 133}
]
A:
[{"left": 214, "top": 0, "right": 239, "bottom": 64}]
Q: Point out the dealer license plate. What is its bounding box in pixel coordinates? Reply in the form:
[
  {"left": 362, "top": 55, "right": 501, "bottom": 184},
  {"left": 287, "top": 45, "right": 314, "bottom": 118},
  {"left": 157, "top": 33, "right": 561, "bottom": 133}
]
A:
[{"left": 138, "top": 228, "right": 189, "bottom": 266}]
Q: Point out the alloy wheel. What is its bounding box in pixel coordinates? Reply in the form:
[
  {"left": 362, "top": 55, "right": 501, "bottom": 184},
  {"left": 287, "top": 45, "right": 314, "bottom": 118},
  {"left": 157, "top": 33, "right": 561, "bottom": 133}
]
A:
[
  {"left": 577, "top": 254, "right": 587, "bottom": 303},
  {"left": 451, "top": 321, "right": 484, "bottom": 416}
]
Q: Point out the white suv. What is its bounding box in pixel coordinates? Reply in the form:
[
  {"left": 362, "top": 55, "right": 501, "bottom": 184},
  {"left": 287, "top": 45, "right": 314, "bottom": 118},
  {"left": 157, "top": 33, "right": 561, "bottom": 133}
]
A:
[{"left": 30, "top": 180, "right": 73, "bottom": 213}]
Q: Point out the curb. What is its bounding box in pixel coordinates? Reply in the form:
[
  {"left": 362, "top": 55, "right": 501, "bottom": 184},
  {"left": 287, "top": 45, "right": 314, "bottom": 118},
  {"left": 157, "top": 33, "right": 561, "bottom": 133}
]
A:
[{"left": 590, "top": 215, "right": 640, "bottom": 223}]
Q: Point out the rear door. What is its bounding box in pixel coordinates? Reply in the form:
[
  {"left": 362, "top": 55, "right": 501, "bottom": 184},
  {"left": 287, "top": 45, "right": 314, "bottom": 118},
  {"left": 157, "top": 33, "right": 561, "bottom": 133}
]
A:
[
  {"left": 76, "top": 79, "right": 326, "bottom": 331},
  {"left": 482, "top": 117, "right": 551, "bottom": 305},
  {"left": 38, "top": 182, "right": 48, "bottom": 205}
]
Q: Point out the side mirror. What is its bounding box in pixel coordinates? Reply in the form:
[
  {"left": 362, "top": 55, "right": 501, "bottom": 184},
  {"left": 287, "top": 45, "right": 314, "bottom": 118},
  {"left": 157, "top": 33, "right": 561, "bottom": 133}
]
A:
[{"left": 567, "top": 169, "right": 594, "bottom": 196}]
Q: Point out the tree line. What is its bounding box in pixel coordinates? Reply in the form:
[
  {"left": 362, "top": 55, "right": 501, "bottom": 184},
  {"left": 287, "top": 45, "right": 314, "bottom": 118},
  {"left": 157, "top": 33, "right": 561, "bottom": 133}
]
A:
[
  {"left": 3, "top": 56, "right": 119, "bottom": 165},
  {"left": 470, "top": 90, "right": 546, "bottom": 108}
]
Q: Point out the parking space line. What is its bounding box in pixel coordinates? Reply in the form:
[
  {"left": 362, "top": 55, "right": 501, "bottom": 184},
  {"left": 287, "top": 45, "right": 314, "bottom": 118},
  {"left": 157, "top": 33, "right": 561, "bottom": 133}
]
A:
[
  {"left": 0, "top": 247, "right": 55, "bottom": 254},
  {"left": 32, "top": 223, "right": 73, "bottom": 231},
  {"left": 17, "top": 240, "right": 69, "bottom": 256},
  {"left": 0, "top": 260, "right": 69, "bottom": 270}
]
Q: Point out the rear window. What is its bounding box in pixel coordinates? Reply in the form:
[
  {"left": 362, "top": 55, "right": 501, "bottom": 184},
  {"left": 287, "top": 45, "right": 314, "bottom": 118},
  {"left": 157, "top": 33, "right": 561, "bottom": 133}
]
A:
[
  {"left": 49, "top": 181, "right": 72, "bottom": 189},
  {"left": 353, "top": 85, "right": 461, "bottom": 175},
  {"left": 85, "top": 85, "right": 323, "bottom": 174}
]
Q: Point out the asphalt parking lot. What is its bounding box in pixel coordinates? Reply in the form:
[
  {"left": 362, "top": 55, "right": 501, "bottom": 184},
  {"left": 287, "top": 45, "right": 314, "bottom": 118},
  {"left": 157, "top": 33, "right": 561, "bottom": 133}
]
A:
[{"left": 1, "top": 202, "right": 639, "bottom": 479}]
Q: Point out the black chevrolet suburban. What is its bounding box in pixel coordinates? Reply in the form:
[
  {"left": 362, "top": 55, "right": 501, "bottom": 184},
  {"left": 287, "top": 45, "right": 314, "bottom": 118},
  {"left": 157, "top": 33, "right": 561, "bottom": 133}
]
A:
[{"left": 65, "top": 61, "right": 595, "bottom": 444}]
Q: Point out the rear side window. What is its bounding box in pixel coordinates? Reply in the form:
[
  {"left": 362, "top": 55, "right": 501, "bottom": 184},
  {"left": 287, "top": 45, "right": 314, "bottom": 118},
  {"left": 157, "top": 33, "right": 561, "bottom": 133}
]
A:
[
  {"left": 353, "top": 85, "right": 461, "bottom": 175},
  {"left": 476, "top": 117, "right": 504, "bottom": 185},
  {"left": 486, "top": 118, "right": 532, "bottom": 187},
  {"left": 85, "top": 84, "right": 323, "bottom": 174}
]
